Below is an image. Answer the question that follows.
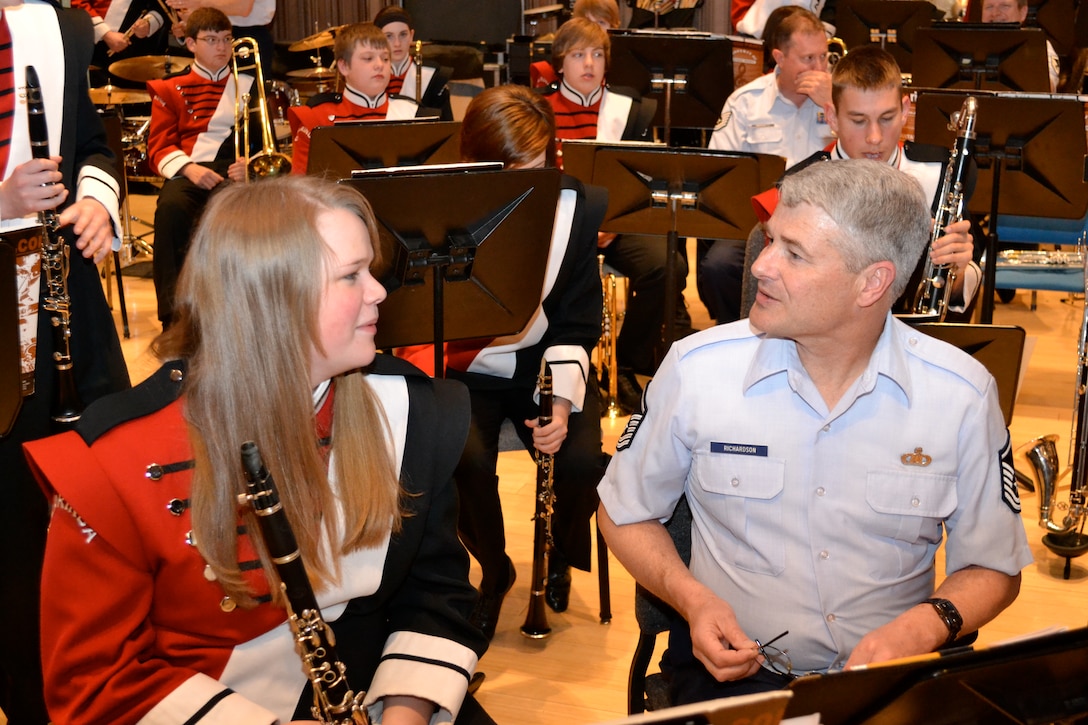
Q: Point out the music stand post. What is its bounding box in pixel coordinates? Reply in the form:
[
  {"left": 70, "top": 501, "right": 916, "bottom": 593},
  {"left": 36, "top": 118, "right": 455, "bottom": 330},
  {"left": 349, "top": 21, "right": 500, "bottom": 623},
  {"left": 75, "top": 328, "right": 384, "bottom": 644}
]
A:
[
  {"left": 344, "top": 165, "right": 560, "bottom": 378},
  {"left": 563, "top": 141, "right": 785, "bottom": 354},
  {"left": 914, "top": 92, "right": 1088, "bottom": 323},
  {"left": 607, "top": 31, "right": 735, "bottom": 146}
]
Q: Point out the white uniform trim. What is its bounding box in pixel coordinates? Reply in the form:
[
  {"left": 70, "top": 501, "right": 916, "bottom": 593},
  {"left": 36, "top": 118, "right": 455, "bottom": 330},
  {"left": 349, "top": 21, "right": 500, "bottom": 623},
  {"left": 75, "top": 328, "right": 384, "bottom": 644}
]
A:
[
  {"left": 137, "top": 673, "right": 277, "bottom": 725},
  {"left": 461, "top": 187, "right": 589, "bottom": 410},
  {"left": 365, "top": 631, "right": 480, "bottom": 725},
  {"left": 2, "top": 1, "right": 122, "bottom": 248},
  {"left": 399, "top": 61, "right": 438, "bottom": 103}
]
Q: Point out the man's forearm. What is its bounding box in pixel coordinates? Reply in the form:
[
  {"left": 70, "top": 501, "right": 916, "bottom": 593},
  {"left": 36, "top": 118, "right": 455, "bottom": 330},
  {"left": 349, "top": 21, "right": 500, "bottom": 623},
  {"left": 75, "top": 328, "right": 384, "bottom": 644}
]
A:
[{"left": 597, "top": 502, "right": 718, "bottom": 622}]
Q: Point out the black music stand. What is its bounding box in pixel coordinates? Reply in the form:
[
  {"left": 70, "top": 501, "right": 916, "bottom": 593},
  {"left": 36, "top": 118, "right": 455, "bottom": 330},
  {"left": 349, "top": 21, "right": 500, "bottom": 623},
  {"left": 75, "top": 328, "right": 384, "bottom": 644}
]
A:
[
  {"left": 344, "top": 165, "right": 560, "bottom": 378},
  {"left": 835, "top": 0, "right": 936, "bottom": 73},
  {"left": 785, "top": 627, "right": 1088, "bottom": 724},
  {"left": 606, "top": 31, "right": 734, "bottom": 145},
  {"left": 563, "top": 140, "right": 785, "bottom": 349},
  {"left": 913, "top": 323, "right": 1026, "bottom": 425},
  {"left": 914, "top": 92, "right": 1088, "bottom": 322},
  {"left": 307, "top": 119, "right": 462, "bottom": 179},
  {"left": 966, "top": 0, "right": 1076, "bottom": 57},
  {"left": 912, "top": 24, "right": 1050, "bottom": 91}
]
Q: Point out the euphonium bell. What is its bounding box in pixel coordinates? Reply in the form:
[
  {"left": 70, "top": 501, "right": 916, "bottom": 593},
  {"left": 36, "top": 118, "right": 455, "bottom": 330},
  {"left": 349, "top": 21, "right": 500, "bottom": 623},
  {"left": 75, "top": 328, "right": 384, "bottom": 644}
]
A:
[{"left": 232, "top": 37, "right": 292, "bottom": 181}]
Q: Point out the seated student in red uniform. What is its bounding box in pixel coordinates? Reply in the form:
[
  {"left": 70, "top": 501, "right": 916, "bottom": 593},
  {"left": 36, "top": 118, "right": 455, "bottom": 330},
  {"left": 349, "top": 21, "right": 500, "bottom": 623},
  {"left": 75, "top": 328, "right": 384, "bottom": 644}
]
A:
[
  {"left": 444, "top": 85, "right": 608, "bottom": 640},
  {"left": 145, "top": 6, "right": 247, "bottom": 329},
  {"left": 749, "top": 46, "right": 980, "bottom": 319},
  {"left": 541, "top": 17, "right": 687, "bottom": 415},
  {"left": 373, "top": 5, "right": 452, "bottom": 118},
  {"left": 70, "top": 0, "right": 169, "bottom": 68},
  {"left": 288, "top": 22, "right": 427, "bottom": 175},
  {"left": 25, "top": 174, "right": 495, "bottom": 725},
  {"left": 529, "top": 0, "right": 621, "bottom": 88}
]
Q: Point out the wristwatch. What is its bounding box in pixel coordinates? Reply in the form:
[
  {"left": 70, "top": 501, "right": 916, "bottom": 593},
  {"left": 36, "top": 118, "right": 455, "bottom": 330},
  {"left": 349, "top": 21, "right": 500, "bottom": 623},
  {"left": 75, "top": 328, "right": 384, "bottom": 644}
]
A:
[{"left": 923, "top": 597, "right": 963, "bottom": 646}]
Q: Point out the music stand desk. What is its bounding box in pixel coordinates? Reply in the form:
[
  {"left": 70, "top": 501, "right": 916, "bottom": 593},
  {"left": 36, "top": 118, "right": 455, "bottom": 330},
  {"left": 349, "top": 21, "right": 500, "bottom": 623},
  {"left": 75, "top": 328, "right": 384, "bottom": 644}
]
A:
[
  {"left": 307, "top": 119, "right": 461, "bottom": 179},
  {"left": 913, "top": 91, "right": 1088, "bottom": 322},
  {"left": 911, "top": 323, "right": 1026, "bottom": 426},
  {"left": 344, "top": 165, "right": 560, "bottom": 378},
  {"left": 562, "top": 140, "right": 784, "bottom": 349}
]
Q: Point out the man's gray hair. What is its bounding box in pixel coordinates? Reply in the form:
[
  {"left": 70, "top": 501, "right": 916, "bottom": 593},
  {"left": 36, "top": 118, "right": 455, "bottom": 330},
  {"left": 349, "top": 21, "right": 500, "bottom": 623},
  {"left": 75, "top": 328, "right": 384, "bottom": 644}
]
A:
[{"left": 778, "top": 159, "right": 931, "bottom": 300}]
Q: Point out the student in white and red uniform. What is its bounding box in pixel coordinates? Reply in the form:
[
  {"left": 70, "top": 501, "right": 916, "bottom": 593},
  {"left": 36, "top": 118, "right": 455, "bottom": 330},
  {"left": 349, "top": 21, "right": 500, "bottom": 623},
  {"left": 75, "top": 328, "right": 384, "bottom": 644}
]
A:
[
  {"left": 70, "top": 0, "right": 168, "bottom": 67},
  {"left": 541, "top": 17, "right": 679, "bottom": 415},
  {"left": 373, "top": 5, "right": 452, "bottom": 118},
  {"left": 747, "top": 46, "right": 980, "bottom": 319},
  {"left": 445, "top": 85, "right": 608, "bottom": 641},
  {"left": 1, "top": 2, "right": 129, "bottom": 722},
  {"left": 145, "top": 6, "right": 248, "bottom": 328},
  {"left": 529, "top": 0, "right": 620, "bottom": 88},
  {"left": 288, "top": 22, "right": 425, "bottom": 175},
  {"left": 26, "top": 175, "right": 495, "bottom": 725}
]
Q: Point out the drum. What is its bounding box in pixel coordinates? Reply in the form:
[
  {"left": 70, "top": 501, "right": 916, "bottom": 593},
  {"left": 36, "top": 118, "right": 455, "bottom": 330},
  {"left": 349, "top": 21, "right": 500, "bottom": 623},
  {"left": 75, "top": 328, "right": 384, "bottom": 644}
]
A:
[
  {"left": 120, "top": 116, "right": 158, "bottom": 182},
  {"left": 266, "top": 80, "right": 299, "bottom": 144}
]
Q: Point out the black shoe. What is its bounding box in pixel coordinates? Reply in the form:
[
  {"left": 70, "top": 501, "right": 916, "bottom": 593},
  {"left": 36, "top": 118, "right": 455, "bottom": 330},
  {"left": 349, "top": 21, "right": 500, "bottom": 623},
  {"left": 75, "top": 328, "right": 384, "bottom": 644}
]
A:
[
  {"left": 616, "top": 369, "right": 644, "bottom": 414},
  {"left": 469, "top": 557, "right": 516, "bottom": 641},
  {"left": 545, "top": 555, "right": 572, "bottom": 613}
]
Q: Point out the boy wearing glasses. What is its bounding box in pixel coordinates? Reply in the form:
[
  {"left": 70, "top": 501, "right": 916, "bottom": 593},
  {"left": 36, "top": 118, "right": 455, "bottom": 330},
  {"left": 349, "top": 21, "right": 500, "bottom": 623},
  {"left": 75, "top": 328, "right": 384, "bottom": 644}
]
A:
[
  {"left": 598, "top": 159, "right": 1032, "bottom": 705},
  {"left": 146, "top": 6, "right": 248, "bottom": 328}
]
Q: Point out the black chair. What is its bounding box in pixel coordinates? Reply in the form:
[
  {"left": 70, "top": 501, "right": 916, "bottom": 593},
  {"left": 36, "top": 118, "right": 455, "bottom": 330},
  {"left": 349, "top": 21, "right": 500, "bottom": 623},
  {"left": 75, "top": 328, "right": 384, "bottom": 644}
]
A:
[
  {"left": 628, "top": 495, "right": 691, "bottom": 714},
  {"left": 739, "top": 224, "right": 765, "bottom": 320}
]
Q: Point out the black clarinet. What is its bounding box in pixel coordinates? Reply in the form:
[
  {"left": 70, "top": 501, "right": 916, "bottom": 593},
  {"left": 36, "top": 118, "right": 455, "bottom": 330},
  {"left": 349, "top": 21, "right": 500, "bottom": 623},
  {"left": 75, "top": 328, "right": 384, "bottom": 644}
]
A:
[
  {"left": 240, "top": 442, "right": 369, "bottom": 725},
  {"left": 521, "top": 360, "right": 554, "bottom": 639},
  {"left": 26, "top": 66, "right": 84, "bottom": 427}
]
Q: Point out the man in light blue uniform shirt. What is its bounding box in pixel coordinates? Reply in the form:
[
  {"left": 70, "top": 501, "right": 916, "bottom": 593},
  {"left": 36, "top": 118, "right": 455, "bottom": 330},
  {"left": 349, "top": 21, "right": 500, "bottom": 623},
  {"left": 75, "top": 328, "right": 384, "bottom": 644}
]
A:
[{"left": 598, "top": 159, "right": 1033, "bottom": 705}]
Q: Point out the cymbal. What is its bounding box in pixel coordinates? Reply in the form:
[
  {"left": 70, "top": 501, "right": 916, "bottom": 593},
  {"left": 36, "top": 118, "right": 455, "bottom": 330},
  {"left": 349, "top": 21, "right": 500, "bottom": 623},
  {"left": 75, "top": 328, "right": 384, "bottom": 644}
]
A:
[
  {"left": 89, "top": 86, "right": 152, "bottom": 105},
  {"left": 524, "top": 3, "right": 565, "bottom": 17},
  {"left": 288, "top": 25, "right": 345, "bottom": 52},
  {"left": 108, "top": 55, "right": 190, "bottom": 83},
  {"left": 286, "top": 67, "right": 338, "bottom": 80}
]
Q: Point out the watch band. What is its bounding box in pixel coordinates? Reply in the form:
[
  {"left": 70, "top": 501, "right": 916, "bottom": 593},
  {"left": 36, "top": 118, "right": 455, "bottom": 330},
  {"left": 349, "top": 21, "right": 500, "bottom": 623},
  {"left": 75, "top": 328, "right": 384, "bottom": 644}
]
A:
[{"left": 923, "top": 597, "right": 963, "bottom": 646}]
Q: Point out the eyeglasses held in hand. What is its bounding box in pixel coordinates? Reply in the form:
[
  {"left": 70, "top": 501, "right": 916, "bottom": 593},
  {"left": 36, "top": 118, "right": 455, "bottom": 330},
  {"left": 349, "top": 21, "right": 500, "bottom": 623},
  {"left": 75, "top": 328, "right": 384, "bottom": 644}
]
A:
[{"left": 754, "top": 630, "right": 795, "bottom": 679}]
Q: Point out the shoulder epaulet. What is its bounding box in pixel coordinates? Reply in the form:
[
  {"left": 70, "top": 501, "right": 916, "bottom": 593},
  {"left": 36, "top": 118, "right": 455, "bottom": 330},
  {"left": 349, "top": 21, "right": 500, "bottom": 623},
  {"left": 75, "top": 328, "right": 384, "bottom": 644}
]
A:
[
  {"left": 903, "top": 141, "right": 950, "bottom": 164},
  {"left": 75, "top": 360, "right": 187, "bottom": 445},
  {"left": 306, "top": 92, "right": 342, "bottom": 107}
]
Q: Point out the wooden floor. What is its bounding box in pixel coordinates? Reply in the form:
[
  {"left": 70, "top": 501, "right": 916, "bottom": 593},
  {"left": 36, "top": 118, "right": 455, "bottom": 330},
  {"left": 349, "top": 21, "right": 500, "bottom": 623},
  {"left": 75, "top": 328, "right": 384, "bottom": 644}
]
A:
[{"left": 35, "top": 192, "right": 1088, "bottom": 724}]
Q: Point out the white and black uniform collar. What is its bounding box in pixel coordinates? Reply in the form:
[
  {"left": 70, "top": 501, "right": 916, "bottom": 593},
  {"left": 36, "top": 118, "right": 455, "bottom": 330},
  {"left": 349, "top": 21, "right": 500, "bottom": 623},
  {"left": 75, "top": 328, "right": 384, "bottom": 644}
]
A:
[
  {"left": 559, "top": 79, "right": 604, "bottom": 107},
  {"left": 832, "top": 140, "right": 903, "bottom": 169},
  {"left": 343, "top": 84, "right": 387, "bottom": 108},
  {"left": 391, "top": 56, "right": 412, "bottom": 77},
  {"left": 192, "top": 61, "right": 230, "bottom": 82}
]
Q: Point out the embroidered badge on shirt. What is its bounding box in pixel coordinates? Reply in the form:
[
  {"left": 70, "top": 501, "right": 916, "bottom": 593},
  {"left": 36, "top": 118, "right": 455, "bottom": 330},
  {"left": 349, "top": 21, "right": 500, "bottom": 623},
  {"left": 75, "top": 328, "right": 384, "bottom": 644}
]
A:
[
  {"left": 53, "top": 495, "right": 97, "bottom": 544},
  {"left": 900, "top": 447, "right": 932, "bottom": 467},
  {"left": 615, "top": 380, "right": 650, "bottom": 451},
  {"left": 715, "top": 110, "right": 732, "bottom": 131},
  {"left": 999, "top": 432, "right": 1021, "bottom": 513},
  {"left": 711, "top": 442, "right": 768, "bottom": 456}
]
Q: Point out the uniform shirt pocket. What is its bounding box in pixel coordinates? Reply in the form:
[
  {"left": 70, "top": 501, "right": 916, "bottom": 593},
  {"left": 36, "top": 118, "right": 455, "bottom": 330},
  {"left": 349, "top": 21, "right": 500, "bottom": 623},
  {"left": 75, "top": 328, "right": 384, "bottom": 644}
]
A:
[
  {"left": 865, "top": 470, "right": 958, "bottom": 545},
  {"left": 693, "top": 452, "right": 786, "bottom": 575},
  {"left": 746, "top": 124, "right": 784, "bottom": 147}
]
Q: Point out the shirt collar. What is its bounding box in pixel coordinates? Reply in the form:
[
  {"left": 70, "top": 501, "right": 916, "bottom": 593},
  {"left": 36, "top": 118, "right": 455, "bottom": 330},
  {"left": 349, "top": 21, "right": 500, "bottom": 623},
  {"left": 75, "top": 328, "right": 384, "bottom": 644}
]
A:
[
  {"left": 832, "top": 140, "right": 903, "bottom": 169},
  {"left": 391, "top": 56, "right": 411, "bottom": 77},
  {"left": 743, "top": 313, "right": 912, "bottom": 413},
  {"left": 192, "top": 61, "right": 230, "bottom": 82},
  {"left": 559, "top": 78, "right": 604, "bottom": 107},
  {"left": 344, "top": 84, "right": 386, "bottom": 108}
]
